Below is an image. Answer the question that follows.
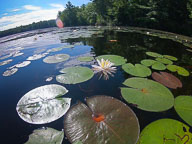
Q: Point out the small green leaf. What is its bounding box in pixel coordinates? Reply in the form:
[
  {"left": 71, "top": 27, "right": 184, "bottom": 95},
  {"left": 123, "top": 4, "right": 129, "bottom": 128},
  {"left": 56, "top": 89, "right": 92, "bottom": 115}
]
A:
[
  {"left": 146, "top": 52, "right": 163, "bottom": 58},
  {"left": 141, "top": 59, "right": 166, "bottom": 70},
  {"left": 167, "top": 65, "right": 189, "bottom": 76},
  {"left": 122, "top": 63, "right": 151, "bottom": 77},
  {"left": 155, "top": 57, "right": 173, "bottom": 65},
  {"left": 77, "top": 56, "right": 94, "bottom": 62},
  {"left": 163, "top": 55, "right": 178, "bottom": 61}
]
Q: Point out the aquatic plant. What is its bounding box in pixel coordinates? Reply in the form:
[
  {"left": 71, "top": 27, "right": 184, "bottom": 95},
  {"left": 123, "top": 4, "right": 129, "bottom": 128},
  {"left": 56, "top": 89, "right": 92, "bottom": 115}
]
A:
[
  {"left": 141, "top": 59, "right": 166, "bottom": 70},
  {"left": 64, "top": 96, "right": 140, "bottom": 144},
  {"left": 43, "top": 54, "right": 70, "bottom": 64},
  {"left": 77, "top": 56, "right": 94, "bottom": 62},
  {"left": 167, "top": 65, "right": 190, "bottom": 76},
  {"left": 92, "top": 58, "right": 116, "bottom": 80},
  {"left": 25, "top": 127, "right": 64, "bottom": 144}
]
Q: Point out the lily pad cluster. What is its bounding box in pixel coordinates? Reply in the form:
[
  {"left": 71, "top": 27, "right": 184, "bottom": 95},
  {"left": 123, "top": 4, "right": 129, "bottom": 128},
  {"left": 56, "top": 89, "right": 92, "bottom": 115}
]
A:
[{"left": 141, "top": 59, "right": 166, "bottom": 70}]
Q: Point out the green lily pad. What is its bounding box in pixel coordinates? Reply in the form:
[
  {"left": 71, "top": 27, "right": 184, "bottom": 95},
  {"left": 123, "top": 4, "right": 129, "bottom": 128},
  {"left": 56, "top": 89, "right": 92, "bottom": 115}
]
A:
[
  {"left": 155, "top": 57, "right": 173, "bottom": 65},
  {"left": 121, "top": 77, "right": 174, "bottom": 112},
  {"left": 146, "top": 52, "right": 163, "bottom": 58},
  {"left": 56, "top": 66, "right": 94, "bottom": 84},
  {"left": 77, "top": 56, "right": 94, "bottom": 62},
  {"left": 16, "top": 84, "right": 71, "bottom": 124},
  {"left": 122, "top": 63, "right": 151, "bottom": 77},
  {"left": 0, "top": 59, "right": 13, "bottom": 66},
  {"left": 96, "top": 55, "right": 127, "bottom": 66},
  {"left": 43, "top": 54, "right": 70, "bottom": 64},
  {"left": 167, "top": 65, "right": 190, "bottom": 76},
  {"left": 174, "top": 96, "right": 192, "bottom": 126},
  {"left": 138, "top": 119, "right": 192, "bottom": 144},
  {"left": 25, "top": 127, "right": 64, "bottom": 144},
  {"left": 163, "top": 55, "right": 178, "bottom": 61},
  {"left": 64, "top": 95, "right": 140, "bottom": 144},
  {"left": 141, "top": 59, "right": 166, "bottom": 70}
]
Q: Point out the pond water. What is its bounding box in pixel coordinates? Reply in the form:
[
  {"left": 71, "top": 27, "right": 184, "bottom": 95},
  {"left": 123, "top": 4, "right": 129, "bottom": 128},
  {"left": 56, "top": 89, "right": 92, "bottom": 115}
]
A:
[{"left": 0, "top": 26, "right": 192, "bottom": 144}]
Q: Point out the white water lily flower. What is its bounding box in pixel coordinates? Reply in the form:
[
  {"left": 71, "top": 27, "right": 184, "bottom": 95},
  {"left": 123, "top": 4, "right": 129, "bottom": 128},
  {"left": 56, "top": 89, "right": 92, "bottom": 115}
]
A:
[{"left": 92, "top": 58, "right": 116, "bottom": 80}]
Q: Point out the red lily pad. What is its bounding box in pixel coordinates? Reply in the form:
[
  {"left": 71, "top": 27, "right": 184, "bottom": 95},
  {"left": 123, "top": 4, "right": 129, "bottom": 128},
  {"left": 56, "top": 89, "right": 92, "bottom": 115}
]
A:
[
  {"left": 152, "top": 72, "right": 182, "bottom": 89},
  {"left": 64, "top": 95, "right": 140, "bottom": 144}
]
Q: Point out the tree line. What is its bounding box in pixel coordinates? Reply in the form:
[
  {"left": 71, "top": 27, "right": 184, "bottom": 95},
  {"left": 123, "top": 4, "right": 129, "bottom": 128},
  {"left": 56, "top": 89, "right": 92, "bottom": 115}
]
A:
[
  {"left": 58, "top": 0, "right": 192, "bottom": 36},
  {"left": 0, "top": 20, "right": 56, "bottom": 38}
]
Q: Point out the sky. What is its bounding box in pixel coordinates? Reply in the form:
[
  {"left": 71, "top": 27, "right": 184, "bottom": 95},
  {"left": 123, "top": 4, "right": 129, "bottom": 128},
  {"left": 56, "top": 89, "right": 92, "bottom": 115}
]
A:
[{"left": 0, "top": 0, "right": 90, "bottom": 31}]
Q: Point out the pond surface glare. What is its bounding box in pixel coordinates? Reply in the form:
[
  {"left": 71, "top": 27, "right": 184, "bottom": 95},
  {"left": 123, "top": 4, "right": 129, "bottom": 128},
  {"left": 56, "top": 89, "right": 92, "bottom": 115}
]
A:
[{"left": 0, "top": 26, "right": 192, "bottom": 144}]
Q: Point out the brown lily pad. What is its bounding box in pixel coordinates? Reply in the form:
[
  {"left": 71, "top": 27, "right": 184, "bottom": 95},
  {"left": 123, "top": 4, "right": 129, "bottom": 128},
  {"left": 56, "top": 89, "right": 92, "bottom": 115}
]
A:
[
  {"left": 64, "top": 95, "right": 140, "bottom": 144},
  {"left": 152, "top": 72, "right": 182, "bottom": 89}
]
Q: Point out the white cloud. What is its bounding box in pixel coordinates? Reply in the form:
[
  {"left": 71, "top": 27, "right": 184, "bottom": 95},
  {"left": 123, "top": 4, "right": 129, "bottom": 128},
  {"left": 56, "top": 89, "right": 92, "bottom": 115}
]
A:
[
  {"left": 0, "top": 8, "right": 61, "bottom": 31},
  {"left": 50, "top": 4, "right": 64, "bottom": 10},
  {"left": 11, "top": 9, "right": 21, "bottom": 12},
  {"left": 23, "top": 5, "right": 41, "bottom": 11},
  {"left": 2, "top": 13, "right": 8, "bottom": 16}
]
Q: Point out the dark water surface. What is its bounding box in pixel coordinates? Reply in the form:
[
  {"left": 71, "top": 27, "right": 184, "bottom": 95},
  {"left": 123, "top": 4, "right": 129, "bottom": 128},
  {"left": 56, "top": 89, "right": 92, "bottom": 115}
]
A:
[{"left": 0, "top": 27, "right": 192, "bottom": 144}]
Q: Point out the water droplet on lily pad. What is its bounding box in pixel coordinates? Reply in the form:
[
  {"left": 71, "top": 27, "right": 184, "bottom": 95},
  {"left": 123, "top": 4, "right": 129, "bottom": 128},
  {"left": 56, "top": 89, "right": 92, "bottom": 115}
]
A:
[
  {"left": 155, "top": 57, "right": 173, "bottom": 65},
  {"left": 43, "top": 54, "right": 70, "bottom": 64},
  {"left": 121, "top": 77, "right": 174, "bottom": 112},
  {"left": 137, "top": 119, "right": 192, "bottom": 144},
  {"left": 174, "top": 96, "right": 192, "bottom": 126},
  {"left": 0, "top": 59, "right": 13, "bottom": 66},
  {"left": 64, "top": 96, "right": 140, "bottom": 144},
  {"left": 146, "top": 52, "right": 163, "bottom": 58},
  {"left": 167, "top": 65, "right": 190, "bottom": 76},
  {"left": 16, "top": 84, "right": 71, "bottom": 124},
  {"left": 152, "top": 72, "right": 182, "bottom": 89},
  {"left": 77, "top": 56, "right": 94, "bottom": 62},
  {"left": 141, "top": 59, "right": 166, "bottom": 70},
  {"left": 56, "top": 66, "right": 94, "bottom": 84},
  {"left": 25, "top": 127, "right": 64, "bottom": 144},
  {"left": 3, "top": 68, "right": 18, "bottom": 76},
  {"left": 96, "top": 55, "right": 127, "bottom": 66},
  {"left": 122, "top": 63, "right": 151, "bottom": 77}
]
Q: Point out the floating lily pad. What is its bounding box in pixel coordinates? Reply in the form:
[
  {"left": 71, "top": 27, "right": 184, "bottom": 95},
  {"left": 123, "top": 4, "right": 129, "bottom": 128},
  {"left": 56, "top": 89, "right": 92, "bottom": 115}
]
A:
[
  {"left": 13, "top": 52, "right": 24, "bottom": 57},
  {"left": 73, "top": 141, "right": 83, "bottom": 144},
  {"left": 141, "top": 59, "right": 166, "bottom": 70},
  {"left": 3, "top": 68, "right": 18, "bottom": 76},
  {"left": 77, "top": 56, "right": 94, "bottom": 62},
  {"left": 43, "top": 54, "right": 70, "bottom": 64},
  {"left": 16, "top": 84, "right": 71, "bottom": 124},
  {"left": 122, "top": 63, "right": 151, "bottom": 77},
  {"left": 64, "top": 96, "right": 140, "bottom": 144},
  {"left": 96, "top": 55, "right": 127, "bottom": 66},
  {"left": 15, "top": 61, "right": 31, "bottom": 68},
  {"left": 0, "top": 53, "right": 12, "bottom": 60},
  {"left": 27, "top": 53, "right": 47, "bottom": 61},
  {"left": 155, "top": 57, "right": 173, "bottom": 65},
  {"left": 174, "top": 96, "right": 192, "bottom": 126},
  {"left": 121, "top": 77, "right": 174, "bottom": 112},
  {"left": 138, "top": 119, "right": 192, "bottom": 144},
  {"left": 0, "top": 59, "right": 13, "bottom": 66},
  {"left": 152, "top": 72, "right": 182, "bottom": 89},
  {"left": 25, "top": 127, "right": 64, "bottom": 144},
  {"left": 167, "top": 65, "right": 189, "bottom": 76},
  {"left": 47, "top": 47, "right": 63, "bottom": 53},
  {"left": 62, "top": 45, "right": 74, "bottom": 49},
  {"left": 146, "top": 52, "right": 163, "bottom": 58},
  {"left": 56, "top": 66, "right": 94, "bottom": 84},
  {"left": 163, "top": 55, "right": 178, "bottom": 61}
]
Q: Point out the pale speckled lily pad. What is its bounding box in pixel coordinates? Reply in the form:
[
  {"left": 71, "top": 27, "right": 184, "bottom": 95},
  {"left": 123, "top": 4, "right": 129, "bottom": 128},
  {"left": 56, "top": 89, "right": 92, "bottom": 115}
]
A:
[
  {"left": 56, "top": 66, "right": 94, "bottom": 84},
  {"left": 3, "top": 68, "right": 18, "bottom": 76},
  {"left": 122, "top": 63, "right": 151, "bottom": 77},
  {"left": 0, "top": 54, "right": 12, "bottom": 60},
  {"left": 0, "top": 59, "right": 13, "bottom": 66},
  {"left": 121, "top": 77, "right": 174, "bottom": 112},
  {"left": 64, "top": 96, "right": 140, "bottom": 144},
  {"left": 13, "top": 52, "right": 24, "bottom": 57},
  {"left": 174, "top": 96, "right": 192, "bottom": 126},
  {"left": 27, "top": 53, "right": 47, "bottom": 61},
  {"left": 146, "top": 52, "right": 163, "bottom": 58},
  {"left": 43, "top": 54, "right": 70, "bottom": 64},
  {"left": 25, "top": 127, "right": 64, "bottom": 144},
  {"left": 141, "top": 59, "right": 166, "bottom": 70},
  {"left": 77, "top": 56, "right": 94, "bottom": 62},
  {"left": 96, "top": 55, "right": 127, "bottom": 66},
  {"left": 138, "top": 119, "right": 192, "bottom": 144},
  {"left": 167, "top": 65, "right": 190, "bottom": 76},
  {"left": 16, "top": 84, "right": 71, "bottom": 124},
  {"left": 155, "top": 57, "right": 173, "bottom": 65},
  {"left": 16, "top": 61, "right": 31, "bottom": 68}
]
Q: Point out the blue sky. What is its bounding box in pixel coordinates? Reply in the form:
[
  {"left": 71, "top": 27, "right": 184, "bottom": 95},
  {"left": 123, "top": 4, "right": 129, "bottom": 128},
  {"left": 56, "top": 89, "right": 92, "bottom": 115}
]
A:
[{"left": 0, "top": 0, "right": 90, "bottom": 31}]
